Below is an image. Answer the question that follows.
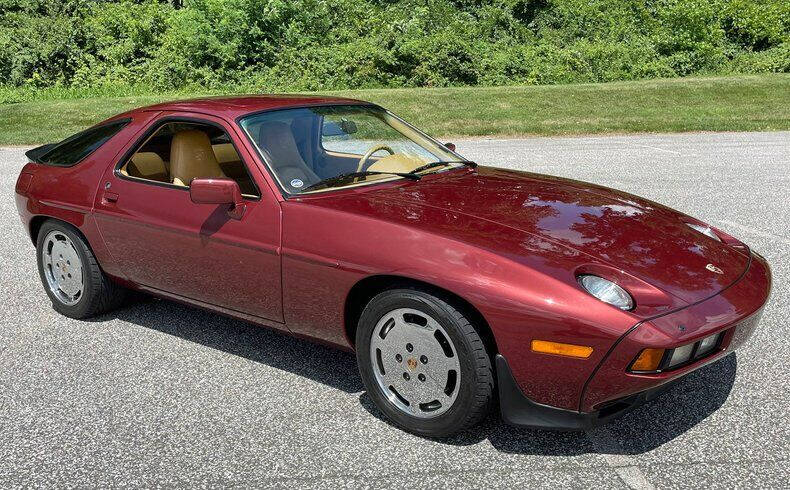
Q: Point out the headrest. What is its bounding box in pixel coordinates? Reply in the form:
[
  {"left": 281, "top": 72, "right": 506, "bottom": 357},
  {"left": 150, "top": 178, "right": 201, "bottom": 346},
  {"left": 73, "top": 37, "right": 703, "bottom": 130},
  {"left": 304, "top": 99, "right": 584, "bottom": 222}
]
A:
[
  {"left": 170, "top": 129, "right": 224, "bottom": 185},
  {"left": 128, "top": 152, "right": 167, "bottom": 180},
  {"left": 257, "top": 121, "right": 303, "bottom": 166}
]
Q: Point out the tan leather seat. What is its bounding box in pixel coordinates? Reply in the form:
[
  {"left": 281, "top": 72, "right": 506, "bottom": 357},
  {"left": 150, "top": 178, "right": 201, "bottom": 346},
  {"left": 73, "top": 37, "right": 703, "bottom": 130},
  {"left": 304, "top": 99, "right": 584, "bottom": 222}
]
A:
[
  {"left": 212, "top": 143, "right": 257, "bottom": 195},
  {"left": 126, "top": 152, "right": 168, "bottom": 182},
  {"left": 257, "top": 122, "right": 320, "bottom": 189},
  {"left": 367, "top": 153, "right": 425, "bottom": 174},
  {"left": 170, "top": 130, "right": 226, "bottom": 187},
  {"left": 212, "top": 143, "right": 240, "bottom": 164}
]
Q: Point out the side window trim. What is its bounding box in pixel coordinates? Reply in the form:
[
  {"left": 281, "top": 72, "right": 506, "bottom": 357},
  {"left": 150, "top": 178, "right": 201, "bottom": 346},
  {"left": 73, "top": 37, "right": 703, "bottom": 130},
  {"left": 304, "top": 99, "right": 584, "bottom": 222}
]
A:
[{"left": 114, "top": 116, "right": 262, "bottom": 200}]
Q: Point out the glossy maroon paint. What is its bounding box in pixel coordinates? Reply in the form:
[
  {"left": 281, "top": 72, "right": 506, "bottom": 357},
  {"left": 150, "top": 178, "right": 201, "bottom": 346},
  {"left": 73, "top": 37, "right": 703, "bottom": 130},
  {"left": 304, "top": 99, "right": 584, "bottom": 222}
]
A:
[
  {"left": 190, "top": 178, "right": 242, "bottom": 205},
  {"left": 15, "top": 96, "right": 772, "bottom": 416},
  {"left": 93, "top": 110, "right": 284, "bottom": 324},
  {"left": 189, "top": 178, "right": 246, "bottom": 219}
]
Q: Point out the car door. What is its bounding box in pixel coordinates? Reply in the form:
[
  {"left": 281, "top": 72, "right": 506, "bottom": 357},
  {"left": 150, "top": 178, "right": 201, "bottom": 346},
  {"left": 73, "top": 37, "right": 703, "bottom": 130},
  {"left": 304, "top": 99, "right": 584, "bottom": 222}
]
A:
[{"left": 92, "top": 112, "right": 284, "bottom": 324}]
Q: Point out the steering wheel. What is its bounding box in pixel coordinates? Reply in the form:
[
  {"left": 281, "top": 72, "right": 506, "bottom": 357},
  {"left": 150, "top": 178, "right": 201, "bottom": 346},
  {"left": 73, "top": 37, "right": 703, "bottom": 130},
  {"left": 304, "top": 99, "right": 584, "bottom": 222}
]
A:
[{"left": 357, "top": 144, "right": 395, "bottom": 172}]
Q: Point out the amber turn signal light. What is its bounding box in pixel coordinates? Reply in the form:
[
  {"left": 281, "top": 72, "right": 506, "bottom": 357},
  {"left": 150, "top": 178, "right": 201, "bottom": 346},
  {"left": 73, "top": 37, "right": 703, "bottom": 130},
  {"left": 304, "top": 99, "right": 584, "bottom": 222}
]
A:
[
  {"left": 531, "top": 340, "right": 593, "bottom": 359},
  {"left": 630, "top": 348, "right": 666, "bottom": 372}
]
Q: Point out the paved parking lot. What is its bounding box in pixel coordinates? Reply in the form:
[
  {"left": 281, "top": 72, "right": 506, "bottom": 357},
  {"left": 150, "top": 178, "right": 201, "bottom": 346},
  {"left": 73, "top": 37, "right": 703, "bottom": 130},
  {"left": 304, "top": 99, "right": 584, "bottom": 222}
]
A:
[{"left": 1, "top": 131, "right": 788, "bottom": 488}]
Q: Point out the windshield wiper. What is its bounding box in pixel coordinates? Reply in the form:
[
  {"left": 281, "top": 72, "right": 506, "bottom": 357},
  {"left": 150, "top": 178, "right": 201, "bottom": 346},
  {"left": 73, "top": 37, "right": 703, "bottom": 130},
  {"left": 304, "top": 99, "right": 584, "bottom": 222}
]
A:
[
  {"left": 299, "top": 160, "right": 475, "bottom": 193},
  {"left": 300, "top": 170, "right": 421, "bottom": 192},
  {"left": 409, "top": 160, "right": 477, "bottom": 174}
]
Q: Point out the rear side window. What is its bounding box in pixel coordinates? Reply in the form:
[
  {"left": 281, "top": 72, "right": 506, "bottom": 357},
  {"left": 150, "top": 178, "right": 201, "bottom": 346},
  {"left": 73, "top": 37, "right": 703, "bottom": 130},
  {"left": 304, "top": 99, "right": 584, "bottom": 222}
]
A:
[{"left": 31, "top": 119, "right": 130, "bottom": 167}]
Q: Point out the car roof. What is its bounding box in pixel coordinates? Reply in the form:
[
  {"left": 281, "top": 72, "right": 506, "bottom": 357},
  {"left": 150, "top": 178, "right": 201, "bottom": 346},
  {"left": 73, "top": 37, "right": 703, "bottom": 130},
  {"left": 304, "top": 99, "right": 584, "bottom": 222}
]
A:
[{"left": 128, "top": 94, "right": 372, "bottom": 120}]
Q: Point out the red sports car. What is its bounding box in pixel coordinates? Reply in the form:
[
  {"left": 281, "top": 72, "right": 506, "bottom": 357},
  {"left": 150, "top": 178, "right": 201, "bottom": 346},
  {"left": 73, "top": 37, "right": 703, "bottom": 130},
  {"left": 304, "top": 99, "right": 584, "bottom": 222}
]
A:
[{"left": 15, "top": 96, "right": 771, "bottom": 437}]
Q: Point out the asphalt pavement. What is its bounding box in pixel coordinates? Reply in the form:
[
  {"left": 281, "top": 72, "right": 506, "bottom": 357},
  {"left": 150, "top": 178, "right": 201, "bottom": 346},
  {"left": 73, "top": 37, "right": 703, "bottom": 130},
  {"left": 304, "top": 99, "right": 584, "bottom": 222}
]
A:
[{"left": 1, "top": 131, "right": 788, "bottom": 488}]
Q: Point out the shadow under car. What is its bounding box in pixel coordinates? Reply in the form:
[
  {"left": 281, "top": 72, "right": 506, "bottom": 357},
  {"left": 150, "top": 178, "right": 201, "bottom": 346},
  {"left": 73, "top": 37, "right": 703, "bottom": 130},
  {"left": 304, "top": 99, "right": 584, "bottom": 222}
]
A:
[{"left": 91, "top": 294, "right": 737, "bottom": 454}]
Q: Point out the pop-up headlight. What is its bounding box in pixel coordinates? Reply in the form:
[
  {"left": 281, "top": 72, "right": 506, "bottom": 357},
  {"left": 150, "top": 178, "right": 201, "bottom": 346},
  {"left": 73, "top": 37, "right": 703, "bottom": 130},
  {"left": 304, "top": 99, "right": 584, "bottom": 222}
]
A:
[{"left": 577, "top": 275, "right": 634, "bottom": 310}]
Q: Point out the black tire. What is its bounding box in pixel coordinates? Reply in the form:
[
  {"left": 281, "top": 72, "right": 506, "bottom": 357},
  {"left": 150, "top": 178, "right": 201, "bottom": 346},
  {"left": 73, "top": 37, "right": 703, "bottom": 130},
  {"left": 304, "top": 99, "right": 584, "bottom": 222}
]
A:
[
  {"left": 36, "top": 219, "right": 126, "bottom": 319},
  {"left": 356, "top": 287, "right": 494, "bottom": 438}
]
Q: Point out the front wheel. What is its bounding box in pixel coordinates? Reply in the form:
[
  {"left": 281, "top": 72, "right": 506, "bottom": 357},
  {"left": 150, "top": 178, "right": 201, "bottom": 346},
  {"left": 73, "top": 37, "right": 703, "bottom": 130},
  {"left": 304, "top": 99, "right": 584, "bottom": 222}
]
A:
[{"left": 356, "top": 288, "right": 494, "bottom": 438}]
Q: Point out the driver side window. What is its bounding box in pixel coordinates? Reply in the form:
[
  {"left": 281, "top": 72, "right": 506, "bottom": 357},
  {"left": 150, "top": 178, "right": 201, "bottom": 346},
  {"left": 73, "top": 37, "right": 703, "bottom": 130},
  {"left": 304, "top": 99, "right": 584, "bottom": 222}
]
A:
[{"left": 118, "top": 121, "right": 259, "bottom": 197}]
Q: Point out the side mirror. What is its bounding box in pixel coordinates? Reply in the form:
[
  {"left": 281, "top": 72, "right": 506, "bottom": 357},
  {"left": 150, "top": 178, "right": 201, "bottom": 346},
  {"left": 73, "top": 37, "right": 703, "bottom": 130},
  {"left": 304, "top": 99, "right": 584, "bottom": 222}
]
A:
[
  {"left": 444, "top": 142, "right": 456, "bottom": 152},
  {"left": 322, "top": 119, "right": 358, "bottom": 136},
  {"left": 190, "top": 178, "right": 246, "bottom": 220},
  {"left": 339, "top": 119, "right": 358, "bottom": 134}
]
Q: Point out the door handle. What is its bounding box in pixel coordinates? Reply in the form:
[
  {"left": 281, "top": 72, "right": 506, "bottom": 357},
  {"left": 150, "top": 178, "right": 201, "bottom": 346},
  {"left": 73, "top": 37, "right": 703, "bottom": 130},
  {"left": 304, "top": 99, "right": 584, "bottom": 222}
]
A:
[{"left": 102, "top": 192, "right": 119, "bottom": 204}]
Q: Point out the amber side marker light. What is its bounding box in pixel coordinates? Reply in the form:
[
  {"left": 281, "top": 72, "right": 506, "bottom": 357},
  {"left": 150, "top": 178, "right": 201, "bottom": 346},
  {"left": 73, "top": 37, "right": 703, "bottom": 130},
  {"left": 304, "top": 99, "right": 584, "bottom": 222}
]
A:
[
  {"left": 630, "top": 348, "right": 666, "bottom": 372},
  {"left": 531, "top": 340, "right": 593, "bottom": 359}
]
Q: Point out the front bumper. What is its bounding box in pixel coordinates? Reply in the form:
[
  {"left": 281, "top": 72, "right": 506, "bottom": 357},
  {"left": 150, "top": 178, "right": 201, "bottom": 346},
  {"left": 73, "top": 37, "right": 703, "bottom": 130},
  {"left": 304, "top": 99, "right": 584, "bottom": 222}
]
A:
[
  {"left": 498, "top": 251, "right": 771, "bottom": 429},
  {"left": 496, "top": 354, "right": 679, "bottom": 430}
]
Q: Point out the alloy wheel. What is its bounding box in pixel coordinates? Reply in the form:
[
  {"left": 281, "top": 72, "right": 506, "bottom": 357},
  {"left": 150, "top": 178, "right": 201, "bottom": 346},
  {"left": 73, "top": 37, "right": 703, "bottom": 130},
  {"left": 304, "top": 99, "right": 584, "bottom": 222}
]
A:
[
  {"left": 369, "top": 307, "right": 461, "bottom": 418},
  {"left": 41, "top": 230, "right": 84, "bottom": 306}
]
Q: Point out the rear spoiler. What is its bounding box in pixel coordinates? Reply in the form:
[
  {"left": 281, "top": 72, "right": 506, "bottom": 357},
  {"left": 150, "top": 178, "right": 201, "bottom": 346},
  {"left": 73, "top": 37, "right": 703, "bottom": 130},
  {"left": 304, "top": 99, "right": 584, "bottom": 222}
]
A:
[{"left": 25, "top": 143, "right": 56, "bottom": 164}]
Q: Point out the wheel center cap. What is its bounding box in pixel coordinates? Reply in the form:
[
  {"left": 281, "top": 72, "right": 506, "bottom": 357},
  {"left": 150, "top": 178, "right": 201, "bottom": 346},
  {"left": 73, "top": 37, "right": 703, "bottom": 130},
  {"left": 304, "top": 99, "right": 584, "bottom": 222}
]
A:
[{"left": 406, "top": 358, "right": 417, "bottom": 370}]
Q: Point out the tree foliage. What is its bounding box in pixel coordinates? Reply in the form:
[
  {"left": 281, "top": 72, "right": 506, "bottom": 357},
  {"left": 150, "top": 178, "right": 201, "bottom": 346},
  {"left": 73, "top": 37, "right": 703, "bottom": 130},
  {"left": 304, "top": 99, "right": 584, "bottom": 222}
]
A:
[{"left": 1, "top": 0, "right": 787, "bottom": 90}]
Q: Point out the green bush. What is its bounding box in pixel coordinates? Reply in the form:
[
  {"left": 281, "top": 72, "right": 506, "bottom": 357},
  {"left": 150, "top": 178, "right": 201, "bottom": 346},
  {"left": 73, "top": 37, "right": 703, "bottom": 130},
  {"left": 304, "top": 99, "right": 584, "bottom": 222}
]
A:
[
  {"left": 0, "top": 0, "right": 788, "bottom": 92},
  {"left": 0, "top": 1, "right": 88, "bottom": 86},
  {"left": 73, "top": 0, "right": 170, "bottom": 86},
  {"left": 722, "top": 0, "right": 789, "bottom": 50},
  {"left": 730, "top": 42, "right": 790, "bottom": 73}
]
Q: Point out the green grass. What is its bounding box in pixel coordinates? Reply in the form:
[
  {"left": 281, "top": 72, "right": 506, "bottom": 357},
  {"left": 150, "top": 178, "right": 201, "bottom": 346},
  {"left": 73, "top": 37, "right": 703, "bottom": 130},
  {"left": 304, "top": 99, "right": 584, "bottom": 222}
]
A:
[{"left": 1, "top": 74, "right": 788, "bottom": 145}]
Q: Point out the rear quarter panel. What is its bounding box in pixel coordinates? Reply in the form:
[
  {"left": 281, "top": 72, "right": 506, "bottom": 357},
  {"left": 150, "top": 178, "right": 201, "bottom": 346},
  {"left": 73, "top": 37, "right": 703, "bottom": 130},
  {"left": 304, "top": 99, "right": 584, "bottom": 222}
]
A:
[{"left": 19, "top": 112, "right": 160, "bottom": 279}]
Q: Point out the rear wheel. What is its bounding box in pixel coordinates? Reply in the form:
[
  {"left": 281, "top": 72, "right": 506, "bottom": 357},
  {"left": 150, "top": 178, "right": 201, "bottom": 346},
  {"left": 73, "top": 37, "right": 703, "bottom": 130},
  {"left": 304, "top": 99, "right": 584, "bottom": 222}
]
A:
[
  {"left": 36, "top": 220, "right": 126, "bottom": 319},
  {"left": 356, "top": 288, "right": 494, "bottom": 438}
]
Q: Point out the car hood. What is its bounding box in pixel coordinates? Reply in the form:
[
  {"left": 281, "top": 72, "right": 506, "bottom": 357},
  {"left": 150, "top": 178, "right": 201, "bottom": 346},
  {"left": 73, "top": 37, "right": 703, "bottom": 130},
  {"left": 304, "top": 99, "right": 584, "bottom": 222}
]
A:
[{"left": 368, "top": 166, "right": 749, "bottom": 305}]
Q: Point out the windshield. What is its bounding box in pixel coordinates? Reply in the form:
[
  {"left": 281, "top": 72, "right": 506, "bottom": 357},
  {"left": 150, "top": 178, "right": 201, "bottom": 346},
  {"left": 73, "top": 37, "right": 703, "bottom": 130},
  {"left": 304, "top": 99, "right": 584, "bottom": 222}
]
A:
[{"left": 239, "top": 105, "right": 466, "bottom": 194}]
